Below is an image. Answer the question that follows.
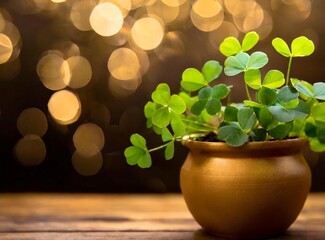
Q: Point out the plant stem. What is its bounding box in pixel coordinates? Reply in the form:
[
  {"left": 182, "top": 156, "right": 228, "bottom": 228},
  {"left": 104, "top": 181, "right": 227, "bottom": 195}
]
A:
[
  {"left": 286, "top": 55, "right": 293, "bottom": 86},
  {"left": 148, "top": 141, "right": 173, "bottom": 153},
  {"left": 245, "top": 82, "right": 251, "bottom": 101}
]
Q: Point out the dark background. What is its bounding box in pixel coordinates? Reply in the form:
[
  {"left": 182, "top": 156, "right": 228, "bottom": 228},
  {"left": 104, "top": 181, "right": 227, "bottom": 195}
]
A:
[{"left": 0, "top": 0, "right": 325, "bottom": 193}]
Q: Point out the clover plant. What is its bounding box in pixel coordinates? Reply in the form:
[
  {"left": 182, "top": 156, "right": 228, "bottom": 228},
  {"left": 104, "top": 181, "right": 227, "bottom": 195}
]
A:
[{"left": 124, "top": 31, "right": 325, "bottom": 168}]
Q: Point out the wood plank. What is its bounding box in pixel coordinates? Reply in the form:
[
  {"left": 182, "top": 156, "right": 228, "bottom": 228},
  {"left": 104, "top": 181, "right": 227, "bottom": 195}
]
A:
[{"left": 0, "top": 193, "right": 324, "bottom": 239}]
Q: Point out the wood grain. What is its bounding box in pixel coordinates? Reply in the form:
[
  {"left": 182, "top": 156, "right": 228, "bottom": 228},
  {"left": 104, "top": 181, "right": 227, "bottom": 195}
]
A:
[{"left": 0, "top": 193, "right": 324, "bottom": 239}]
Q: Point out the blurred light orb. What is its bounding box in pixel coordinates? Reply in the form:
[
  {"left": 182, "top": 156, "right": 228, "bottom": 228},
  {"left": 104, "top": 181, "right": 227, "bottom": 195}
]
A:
[
  {"left": 190, "top": 0, "right": 224, "bottom": 32},
  {"left": 37, "top": 53, "right": 69, "bottom": 90},
  {"left": 51, "top": 0, "right": 66, "bottom": 3},
  {"left": 234, "top": 2, "right": 264, "bottom": 32},
  {"left": 73, "top": 123, "right": 105, "bottom": 155},
  {"left": 162, "top": 0, "right": 187, "bottom": 7},
  {"left": 72, "top": 148, "right": 103, "bottom": 176},
  {"left": 108, "top": 76, "right": 141, "bottom": 98},
  {"left": 0, "top": 33, "right": 13, "bottom": 64},
  {"left": 65, "top": 56, "right": 92, "bottom": 89},
  {"left": 89, "top": 2, "right": 124, "bottom": 37},
  {"left": 14, "top": 134, "right": 46, "bottom": 166},
  {"left": 147, "top": 1, "right": 180, "bottom": 24},
  {"left": 48, "top": 90, "right": 81, "bottom": 125},
  {"left": 108, "top": 47, "right": 140, "bottom": 80},
  {"left": 99, "top": 0, "right": 131, "bottom": 18},
  {"left": 70, "top": 0, "right": 97, "bottom": 31},
  {"left": 155, "top": 31, "right": 185, "bottom": 60},
  {"left": 208, "top": 21, "right": 238, "bottom": 49},
  {"left": 131, "top": 17, "right": 164, "bottom": 50},
  {"left": 17, "top": 108, "right": 48, "bottom": 137}
]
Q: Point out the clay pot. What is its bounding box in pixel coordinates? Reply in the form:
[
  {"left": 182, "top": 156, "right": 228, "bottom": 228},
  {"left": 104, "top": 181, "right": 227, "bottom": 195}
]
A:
[{"left": 180, "top": 138, "right": 311, "bottom": 239}]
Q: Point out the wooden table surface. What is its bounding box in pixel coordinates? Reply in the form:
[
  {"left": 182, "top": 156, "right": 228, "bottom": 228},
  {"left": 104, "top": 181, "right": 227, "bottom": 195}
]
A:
[{"left": 0, "top": 193, "right": 324, "bottom": 240}]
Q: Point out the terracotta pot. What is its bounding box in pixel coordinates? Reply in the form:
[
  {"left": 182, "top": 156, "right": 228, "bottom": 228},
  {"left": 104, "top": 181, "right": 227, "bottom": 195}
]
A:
[{"left": 180, "top": 138, "right": 311, "bottom": 239}]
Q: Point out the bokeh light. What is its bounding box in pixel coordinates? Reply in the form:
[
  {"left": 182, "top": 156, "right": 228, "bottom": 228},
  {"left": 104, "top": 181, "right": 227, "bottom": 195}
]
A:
[
  {"left": 0, "top": 33, "right": 13, "bottom": 64},
  {"left": 64, "top": 56, "right": 92, "bottom": 89},
  {"left": 108, "top": 48, "right": 140, "bottom": 80},
  {"left": 72, "top": 148, "right": 103, "bottom": 176},
  {"left": 130, "top": 17, "right": 164, "bottom": 50},
  {"left": 36, "top": 52, "right": 69, "bottom": 90},
  {"left": 89, "top": 2, "right": 124, "bottom": 37},
  {"left": 48, "top": 90, "right": 81, "bottom": 125},
  {"left": 17, "top": 108, "right": 48, "bottom": 137},
  {"left": 147, "top": 0, "right": 180, "bottom": 24},
  {"left": 161, "top": 0, "right": 187, "bottom": 7},
  {"left": 14, "top": 134, "right": 47, "bottom": 166},
  {"left": 190, "top": 0, "right": 224, "bottom": 32},
  {"left": 73, "top": 123, "right": 105, "bottom": 156},
  {"left": 99, "top": 0, "right": 131, "bottom": 18},
  {"left": 70, "top": 0, "right": 97, "bottom": 31}
]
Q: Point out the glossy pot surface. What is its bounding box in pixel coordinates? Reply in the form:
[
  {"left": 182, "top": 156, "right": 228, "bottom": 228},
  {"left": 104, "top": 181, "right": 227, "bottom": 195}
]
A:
[{"left": 180, "top": 138, "right": 311, "bottom": 239}]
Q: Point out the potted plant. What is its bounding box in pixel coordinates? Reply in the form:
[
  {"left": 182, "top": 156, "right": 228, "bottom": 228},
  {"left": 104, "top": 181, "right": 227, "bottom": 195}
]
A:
[{"left": 124, "top": 31, "right": 325, "bottom": 239}]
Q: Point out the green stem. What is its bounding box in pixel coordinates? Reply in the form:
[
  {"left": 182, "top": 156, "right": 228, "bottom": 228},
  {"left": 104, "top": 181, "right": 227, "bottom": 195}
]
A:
[
  {"left": 148, "top": 140, "right": 174, "bottom": 153},
  {"left": 286, "top": 55, "right": 293, "bottom": 86},
  {"left": 181, "top": 119, "right": 216, "bottom": 131},
  {"left": 245, "top": 82, "right": 252, "bottom": 101}
]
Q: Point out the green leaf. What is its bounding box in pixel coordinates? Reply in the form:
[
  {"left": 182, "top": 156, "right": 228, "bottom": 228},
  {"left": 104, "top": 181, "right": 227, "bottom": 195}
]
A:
[
  {"left": 245, "top": 69, "right": 261, "bottom": 90},
  {"left": 277, "top": 86, "right": 299, "bottom": 102},
  {"left": 124, "top": 146, "right": 147, "bottom": 166},
  {"left": 130, "top": 133, "right": 146, "bottom": 148},
  {"left": 212, "top": 84, "right": 230, "bottom": 99},
  {"left": 206, "top": 99, "right": 221, "bottom": 115},
  {"left": 219, "top": 36, "right": 242, "bottom": 57},
  {"left": 272, "top": 37, "right": 291, "bottom": 57},
  {"left": 237, "top": 107, "right": 256, "bottom": 131},
  {"left": 151, "top": 83, "right": 170, "bottom": 105},
  {"left": 317, "top": 123, "right": 325, "bottom": 143},
  {"left": 191, "top": 100, "right": 206, "bottom": 115},
  {"left": 243, "top": 100, "right": 262, "bottom": 108},
  {"left": 152, "top": 107, "right": 171, "bottom": 128},
  {"left": 171, "top": 113, "right": 186, "bottom": 137},
  {"left": 165, "top": 141, "right": 174, "bottom": 160},
  {"left": 181, "top": 68, "right": 206, "bottom": 91},
  {"left": 161, "top": 128, "right": 173, "bottom": 142},
  {"left": 138, "top": 151, "right": 152, "bottom": 168},
  {"left": 242, "top": 31, "right": 259, "bottom": 52},
  {"left": 198, "top": 87, "right": 212, "bottom": 100},
  {"left": 250, "top": 128, "right": 267, "bottom": 141},
  {"left": 202, "top": 60, "right": 223, "bottom": 83},
  {"left": 295, "top": 82, "right": 314, "bottom": 98},
  {"left": 169, "top": 95, "right": 186, "bottom": 114},
  {"left": 218, "top": 125, "right": 248, "bottom": 147},
  {"left": 268, "top": 122, "right": 293, "bottom": 139},
  {"left": 247, "top": 51, "right": 268, "bottom": 69},
  {"left": 305, "top": 122, "right": 316, "bottom": 138},
  {"left": 257, "top": 87, "right": 277, "bottom": 106},
  {"left": 313, "top": 82, "right": 325, "bottom": 100},
  {"left": 311, "top": 102, "right": 325, "bottom": 123},
  {"left": 224, "top": 54, "right": 247, "bottom": 76},
  {"left": 144, "top": 101, "right": 156, "bottom": 118},
  {"left": 262, "top": 70, "right": 285, "bottom": 89},
  {"left": 258, "top": 106, "right": 273, "bottom": 128},
  {"left": 224, "top": 106, "right": 238, "bottom": 122},
  {"left": 290, "top": 100, "right": 312, "bottom": 118},
  {"left": 309, "top": 138, "right": 325, "bottom": 152},
  {"left": 291, "top": 36, "right": 315, "bottom": 57},
  {"left": 269, "top": 106, "right": 294, "bottom": 122}
]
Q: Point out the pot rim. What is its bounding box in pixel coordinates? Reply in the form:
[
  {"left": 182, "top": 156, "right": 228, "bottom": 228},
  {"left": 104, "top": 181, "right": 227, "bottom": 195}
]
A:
[{"left": 182, "top": 137, "right": 307, "bottom": 153}]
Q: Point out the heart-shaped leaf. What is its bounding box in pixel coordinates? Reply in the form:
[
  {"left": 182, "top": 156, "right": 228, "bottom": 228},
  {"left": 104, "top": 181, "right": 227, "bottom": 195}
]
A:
[
  {"left": 181, "top": 68, "right": 206, "bottom": 91},
  {"left": 218, "top": 124, "right": 248, "bottom": 147},
  {"left": 161, "top": 128, "right": 173, "bottom": 142},
  {"left": 130, "top": 133, "right": 147, "bottom": 148},
  {"left": 269, "top": 106, "right": 294, "bottom": 122},
  {"left": 291, "top": 36, "right": 315, "bottom": 57},
  {"left": 169, "top": 95, "right": 186, "bottom": 114},
  {"left": 165, "top": 141, "right": 174, "bottom": 160},
  {"left": 245, "top": 69, "right": 261, "bottom": 90},
  {"left": 237, "top": 107, "right": 256, "bottom": 131},
  {"left": 268, "top": 122, "right": 293, "bottom": 139},
  {"left": 124, "top": 146, "right": 147, "bottom": 166},
  {"left": 219, "top": 36, "right": 242, "bottom": 57},
  {"left": 242, "top": 31, "right": 259, "bottom": 52},
  {"left": 202, "top": 60, "right": 223, "bottom": 83},
  {"left": 272, "top": 37, "right": 291, "bottom": 57},
  {"left": 313, "top": 82, "right": 325, "bottom": 100},
  {"left": 257, "top": 87, "right": 277, "bottom": 105},
  {"left": 262, "top": 70, "right": 285, "bottom": 89},
  {"left": 311, "top": 102, "right": 325, "bottom": 123},
  {"left": 247, "top": 51, "right": 268, "bottom": 69}
]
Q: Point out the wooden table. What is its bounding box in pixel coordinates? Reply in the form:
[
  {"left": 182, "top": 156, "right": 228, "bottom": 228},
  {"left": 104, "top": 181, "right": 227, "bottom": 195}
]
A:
[{"left": 0, "top": 193, "right": 324, "bottom": 239}]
